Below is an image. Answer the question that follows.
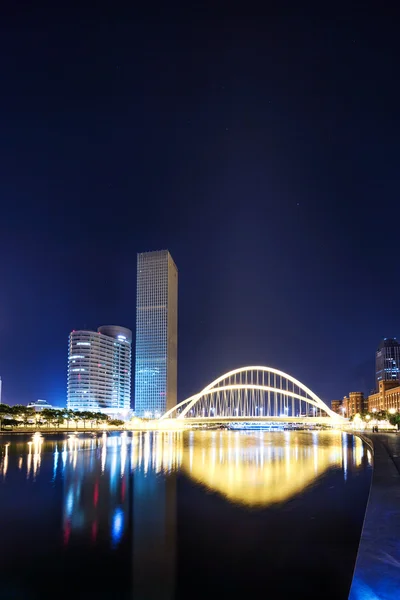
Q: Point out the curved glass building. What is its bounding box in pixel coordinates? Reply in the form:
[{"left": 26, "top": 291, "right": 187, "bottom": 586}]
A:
[{"left": 67, "top": 325, "right": 132, "bottom": 415}]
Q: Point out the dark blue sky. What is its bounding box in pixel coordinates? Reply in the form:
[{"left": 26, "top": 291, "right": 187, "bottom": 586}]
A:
[{"left": 0, "top": 5, "right": 398, "bottom": 406}]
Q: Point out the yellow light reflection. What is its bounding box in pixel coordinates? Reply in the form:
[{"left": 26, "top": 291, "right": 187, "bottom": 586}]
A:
[
  {"left": 101, "top": 432, "right": 107, "bottom": 473},
  {"left": 2, "top": 443, "right": 9, "bottom": 478},
  {"left": 32, "top": 433, "right": 43, "bottom": 478},
  {"left": 182, "top": 431, "right": 347, "bottom": 507},
  {"left": 27, "top": 441, "right": 32, "bottom": 478},
  {"left": 130, "top": 431, "right": 183, "bottom": 473}
]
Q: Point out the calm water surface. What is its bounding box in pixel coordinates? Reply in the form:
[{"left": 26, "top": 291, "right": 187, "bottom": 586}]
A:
[{"left": 0, "top": 430, "right": 371, "bottom": 599}]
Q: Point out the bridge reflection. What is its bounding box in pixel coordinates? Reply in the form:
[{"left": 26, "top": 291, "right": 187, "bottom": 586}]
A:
[
  {"left": 0, "top": 431, "right": 371, "bottom": 599},
  {"left": 182, "top": 430, "right": 367, "bottom": 506}
]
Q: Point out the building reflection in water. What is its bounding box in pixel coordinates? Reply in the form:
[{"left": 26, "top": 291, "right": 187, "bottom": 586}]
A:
[
  {"left": 132, "top": 432, "right": 181, "bottom": 600},
  {"left": 59, "top": 431, "right": 181, "bottom": 599},
  {"left": 61, "top": 433, "right": 131, "bottom": 548},
  {"left": 0, "top": 429, "right": 370, "bottom": 596}
]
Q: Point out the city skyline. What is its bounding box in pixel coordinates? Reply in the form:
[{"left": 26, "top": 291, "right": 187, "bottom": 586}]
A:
[
  {"left": 1, "top": 9, "right": 400, "bottom": 406},
  {"left": 0, "top": 272, "right": 398, "bottom": 407},
  {"left": 0, "top": 7, "right": 397, "bottom": 600}
]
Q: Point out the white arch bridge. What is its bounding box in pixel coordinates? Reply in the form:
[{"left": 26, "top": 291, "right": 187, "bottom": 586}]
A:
[{"left": 161, "top": 366, "right": 345, "bottom": 425}]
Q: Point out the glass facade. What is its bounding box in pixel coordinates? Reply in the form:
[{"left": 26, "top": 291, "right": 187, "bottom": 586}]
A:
[
  {"left": 134, "top": 250, "right": 178, "bottom": 418},
  {"left": 67, "top": 325, "right": 132, "bottom": 414},
  {"left": 375, "top": 338, "right": 400, "bottom": 389}
]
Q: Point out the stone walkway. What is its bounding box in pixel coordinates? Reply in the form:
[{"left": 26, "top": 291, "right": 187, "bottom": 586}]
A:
[{"left": 349, "top": 433, "right": 400, "bottom": 600}]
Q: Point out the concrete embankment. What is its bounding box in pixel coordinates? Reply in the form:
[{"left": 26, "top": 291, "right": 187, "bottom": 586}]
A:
[
  {"left": 0, "top": 428, "right": 124, "bottom": 435},
  {"left": 349, "top": 433, "right": 400, "bottom": 600}
]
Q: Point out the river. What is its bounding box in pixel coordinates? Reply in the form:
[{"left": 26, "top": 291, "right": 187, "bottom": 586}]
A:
[{"left": 0, "top": 430, "right": 371, "bottom": 599}]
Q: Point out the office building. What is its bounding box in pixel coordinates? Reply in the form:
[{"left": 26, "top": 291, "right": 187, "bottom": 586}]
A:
[
  {"left": 67, "top": 325, "right": 132, "bottom": 415},
  {"left": 134, "top": 250, "right": 178, "bottom": 418},
  {"left": 375, "top": 338, "right": 400, "bottom": 389}
]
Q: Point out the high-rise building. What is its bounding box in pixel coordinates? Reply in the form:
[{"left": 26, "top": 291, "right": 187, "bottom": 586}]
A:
[
  {"left": 134, "top": 250, "right": 178, "bottom": 418},
  {"left": 375, "top": 338, "right": 400, "bottom": 389},
  {"left": 67, "top": 325, "right": 132, "bottom": 415}
]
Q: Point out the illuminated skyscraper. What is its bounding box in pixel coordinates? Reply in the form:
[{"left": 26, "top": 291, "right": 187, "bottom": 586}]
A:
[
  {"left": 134, "top": 250, "right": 178, "bottom": 418},
  {"left": 67, "top": 325, "right": 132, "bottom": 415},
  {"left": 375, "top": 338, "right": 400, "bottom": 389}
]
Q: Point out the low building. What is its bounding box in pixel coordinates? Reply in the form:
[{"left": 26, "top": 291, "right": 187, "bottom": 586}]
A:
[
  {"left": 27, "top": 399, "right": 54, "bottom": 412},
  {"left": 331, "top": 400, "right": 342, "bottom": 415},
  {"left": 342, "top": 392, "right": 366, "bottom": 418},
  {"left": 368, "top": 380, "right": 400, "bottom": 413}
]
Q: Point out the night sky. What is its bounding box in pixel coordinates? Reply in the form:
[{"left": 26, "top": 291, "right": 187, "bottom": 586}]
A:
[{"left": 0, "top": 5, "right": 399, "bottom": 406}]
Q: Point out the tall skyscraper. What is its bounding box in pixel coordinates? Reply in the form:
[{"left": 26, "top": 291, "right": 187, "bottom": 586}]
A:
[
  {"left": 67, "top": 325, "right": 132, "bottom": 415},
  {"left": 134, "top": 250, "right": 178, "bottom": 418},
  {"left": 375, "top": 338, "right": 400, "bottom": 389}
]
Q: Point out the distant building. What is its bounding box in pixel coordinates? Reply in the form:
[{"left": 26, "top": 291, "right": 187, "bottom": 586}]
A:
[
  {"left": 134, "top": 250, "right": 178, "bottom": 418},
  {"left": 27, "top": 399, "right": 54, "bottom": 411},
  {"left": 368, "top": 380, "right": 400, "bottom": 413},
  {"left": 67, "top": 325, "right": 132, "bottom": 416},
  {"left": 331, "top": 400, "right": 342, "bottom": 415},
  {"left": 375, "top": 338, "right": 400, "bottom": 389},
  {"left": 342, "top": 392, "right": 366, "bottom": 418}
]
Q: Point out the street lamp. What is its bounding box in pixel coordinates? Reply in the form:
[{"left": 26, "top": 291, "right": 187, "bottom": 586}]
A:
[
  {"left": 389, "top": 408, "right": 396, "bottom": 415},
  {"left": 372, "top": 408, "right": 377, "bottom": 413},
  {"left": 365, "top": 414, "right": 371, "bottom": 420}
]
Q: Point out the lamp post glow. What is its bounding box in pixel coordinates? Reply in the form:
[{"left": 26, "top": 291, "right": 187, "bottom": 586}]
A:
[
  {"left": 353, "top": 413, "right": 363, "bottom": 431},
  {"left": 389, "top": 408, "right": 396, "bottom": 415}
]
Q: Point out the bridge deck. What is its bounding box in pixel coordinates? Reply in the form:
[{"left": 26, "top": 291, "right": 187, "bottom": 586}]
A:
[{"left": 174, "top": 416, "right": 344, "bottom": 425}]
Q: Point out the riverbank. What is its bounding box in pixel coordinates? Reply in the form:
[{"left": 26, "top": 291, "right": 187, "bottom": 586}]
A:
[
  {"left": 0, "top": 427, "right": 124, "bottom": 434},
  {"left": 349, "top": 433, "right": 400, "bottom": 600}
]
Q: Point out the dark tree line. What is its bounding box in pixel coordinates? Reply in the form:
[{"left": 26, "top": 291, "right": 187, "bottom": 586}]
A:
[{"left": 0, "top": 405, "right": 124, "bottom": 429}]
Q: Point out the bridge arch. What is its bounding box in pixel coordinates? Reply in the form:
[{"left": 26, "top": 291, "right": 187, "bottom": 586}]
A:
[{"left": 161, "top": 366, "right": 343, "bottom": 421}]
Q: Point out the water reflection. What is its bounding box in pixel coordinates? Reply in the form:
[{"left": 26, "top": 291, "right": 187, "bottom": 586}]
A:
[
  {"left": 182, "top": 430, "right": 367, "bottom": 506},
  {"left": 61, "top": 434, "right": 130, "bottom": 548},
  {"left": 0, "top": 430, "right": 371, "bottom": 599},
  {"left": 133, "top": 433, "right": 178, "bottom": 599}
]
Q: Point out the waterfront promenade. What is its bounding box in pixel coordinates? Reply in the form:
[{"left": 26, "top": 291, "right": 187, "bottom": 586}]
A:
[{"left": 350, "top": 433, "right": 400, "bottom": 600}]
